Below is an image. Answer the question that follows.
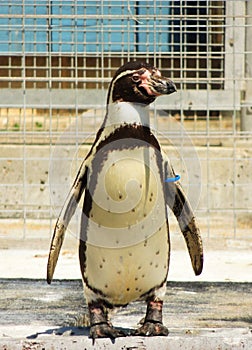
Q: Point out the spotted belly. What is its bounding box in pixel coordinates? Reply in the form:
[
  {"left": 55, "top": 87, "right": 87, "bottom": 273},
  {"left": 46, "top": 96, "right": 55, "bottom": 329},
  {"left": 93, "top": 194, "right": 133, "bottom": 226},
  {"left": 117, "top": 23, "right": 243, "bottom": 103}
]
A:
[{"left": 81, "top": 148, "right": 169, "bottom": 305}]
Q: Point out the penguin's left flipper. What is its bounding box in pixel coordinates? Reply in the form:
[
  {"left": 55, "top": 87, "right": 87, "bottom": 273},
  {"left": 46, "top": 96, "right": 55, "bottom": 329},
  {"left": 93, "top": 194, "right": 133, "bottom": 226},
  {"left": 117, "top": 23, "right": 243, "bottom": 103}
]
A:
[
  {"left": 47, "top": 161, "right": 89, "bottom": 284},
  {"left": 164, "top": 159, "right": 203, "bottom": 276}
]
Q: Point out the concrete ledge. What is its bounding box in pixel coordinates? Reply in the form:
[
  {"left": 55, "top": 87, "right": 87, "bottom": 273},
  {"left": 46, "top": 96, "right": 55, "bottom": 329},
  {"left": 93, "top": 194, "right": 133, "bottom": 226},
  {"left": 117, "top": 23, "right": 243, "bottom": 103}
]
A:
[
  {"left": 1, "top": 144, "right": 251, "bottom": 219},
  {"left": 0, "top": 327, "right": 251, "bottom": 350}
]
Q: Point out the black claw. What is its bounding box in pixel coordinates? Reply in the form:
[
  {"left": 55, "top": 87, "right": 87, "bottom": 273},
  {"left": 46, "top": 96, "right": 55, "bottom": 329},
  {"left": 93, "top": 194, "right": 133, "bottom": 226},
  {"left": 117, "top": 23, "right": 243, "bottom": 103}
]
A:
[
  {"left": 134, "top": 321, "right": 169, "bottom": 336},
  {"left": 88, "top": 301, "right": 128, "bottom": 341},
  {"left": 89, "top": 323, "right": 127, "bottom": 342},
  {"left": 133, "top": 298, "right": 169, "bottom": 336}
]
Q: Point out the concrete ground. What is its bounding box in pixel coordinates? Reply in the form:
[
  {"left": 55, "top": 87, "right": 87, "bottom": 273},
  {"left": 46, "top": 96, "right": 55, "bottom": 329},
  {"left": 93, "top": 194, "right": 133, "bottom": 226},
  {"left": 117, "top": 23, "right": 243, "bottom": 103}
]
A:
[
  {"left": 0, "top": 279, "right": 251, "bottom": 350},
  {"left": 0, "top": 227, "right": 251, "bottom": 349}
]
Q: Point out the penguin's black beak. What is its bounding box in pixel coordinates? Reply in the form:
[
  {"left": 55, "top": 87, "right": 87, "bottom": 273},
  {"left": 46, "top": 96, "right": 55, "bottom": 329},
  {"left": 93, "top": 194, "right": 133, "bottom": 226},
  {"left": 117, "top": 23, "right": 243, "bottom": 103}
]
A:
[
  {"left": 148, "top": 75, "right": 177, "bottom": 96},
  {"left": 137, "top": 69, "right": 177, "bottom": 97}
]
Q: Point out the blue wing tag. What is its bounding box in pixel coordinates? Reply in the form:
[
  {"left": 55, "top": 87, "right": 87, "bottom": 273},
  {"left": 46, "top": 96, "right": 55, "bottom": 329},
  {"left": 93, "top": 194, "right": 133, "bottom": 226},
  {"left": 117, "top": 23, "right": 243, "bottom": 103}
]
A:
[{"left": 165, "top": 174, "right": 181, "bottom": 183}]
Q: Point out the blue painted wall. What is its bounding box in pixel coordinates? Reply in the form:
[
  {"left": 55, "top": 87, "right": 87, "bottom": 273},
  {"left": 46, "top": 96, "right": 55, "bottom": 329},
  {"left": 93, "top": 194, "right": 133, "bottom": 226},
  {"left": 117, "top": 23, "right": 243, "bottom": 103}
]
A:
[{"left": 0, "top": 1, "right": 171, "bottom": 53}]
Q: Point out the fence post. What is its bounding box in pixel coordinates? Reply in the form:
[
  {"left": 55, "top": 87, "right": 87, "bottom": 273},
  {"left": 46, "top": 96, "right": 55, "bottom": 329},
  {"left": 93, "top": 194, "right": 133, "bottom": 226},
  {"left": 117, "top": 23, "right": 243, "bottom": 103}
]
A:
[{"left": 241, "top": 1, "right": 252, "bottom": 131}]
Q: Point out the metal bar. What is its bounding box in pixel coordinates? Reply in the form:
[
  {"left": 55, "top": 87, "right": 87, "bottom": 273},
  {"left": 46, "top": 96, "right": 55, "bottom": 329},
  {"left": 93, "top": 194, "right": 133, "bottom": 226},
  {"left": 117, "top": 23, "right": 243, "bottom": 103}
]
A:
[{"left": 0, "top": 0, "right": 250, "bottom": 244}]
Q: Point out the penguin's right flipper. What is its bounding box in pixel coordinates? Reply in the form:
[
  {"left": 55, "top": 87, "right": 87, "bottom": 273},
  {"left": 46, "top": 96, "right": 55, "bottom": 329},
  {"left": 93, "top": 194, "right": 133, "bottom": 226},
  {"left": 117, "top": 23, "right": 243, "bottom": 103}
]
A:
[
  {"left": 47, "top": 161, "right": 89, "bottom": 284},
  {"left": 163, "top": 159, "right": 203, "bottom": 276}
]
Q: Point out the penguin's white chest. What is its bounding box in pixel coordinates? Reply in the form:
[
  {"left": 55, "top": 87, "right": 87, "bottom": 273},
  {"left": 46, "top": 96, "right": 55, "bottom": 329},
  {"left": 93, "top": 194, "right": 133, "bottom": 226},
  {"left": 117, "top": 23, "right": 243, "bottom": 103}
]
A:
[{"left": 83, "top": 147, "right": 169, "bottom": 305}]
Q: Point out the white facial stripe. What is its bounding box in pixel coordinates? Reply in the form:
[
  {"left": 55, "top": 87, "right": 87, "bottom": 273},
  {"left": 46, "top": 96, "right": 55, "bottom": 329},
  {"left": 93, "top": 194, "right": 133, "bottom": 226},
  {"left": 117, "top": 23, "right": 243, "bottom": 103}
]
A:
[
  {"left": 114, "top": 69, "right": 143, "bottom": 83},
  {"left": 107, "top": 68, "right": 147, "bottom": 104}
]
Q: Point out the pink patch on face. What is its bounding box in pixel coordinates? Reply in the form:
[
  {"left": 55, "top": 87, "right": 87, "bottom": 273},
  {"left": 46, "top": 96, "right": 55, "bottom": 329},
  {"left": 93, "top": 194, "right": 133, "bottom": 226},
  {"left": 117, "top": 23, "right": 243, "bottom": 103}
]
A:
[{"left": 138, "top": 70, "right": 162, "bottom": 96}]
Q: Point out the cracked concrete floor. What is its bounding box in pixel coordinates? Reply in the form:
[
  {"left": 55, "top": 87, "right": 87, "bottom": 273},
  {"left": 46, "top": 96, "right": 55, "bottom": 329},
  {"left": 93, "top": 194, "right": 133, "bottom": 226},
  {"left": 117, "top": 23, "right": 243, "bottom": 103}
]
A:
[
  {"left": 0, "top": 279, "right": 251, "bottom": 349},
  {"left": 0, "top": 225, "right": 251, "bottom": 349}
]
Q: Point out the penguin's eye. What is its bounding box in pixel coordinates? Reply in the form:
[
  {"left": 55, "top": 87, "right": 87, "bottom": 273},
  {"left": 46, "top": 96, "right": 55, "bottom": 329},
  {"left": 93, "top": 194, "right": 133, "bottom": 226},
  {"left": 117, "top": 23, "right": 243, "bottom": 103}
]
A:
[{"left": 131, "top": 74, "right": 141, "bottom": 83}]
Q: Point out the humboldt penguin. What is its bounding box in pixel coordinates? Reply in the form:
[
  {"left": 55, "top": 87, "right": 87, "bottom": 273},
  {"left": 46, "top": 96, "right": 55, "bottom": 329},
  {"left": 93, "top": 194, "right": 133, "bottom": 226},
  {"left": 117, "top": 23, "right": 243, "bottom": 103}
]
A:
[{"left": 47, "top": 61, "right": 203, "bottom": 340}]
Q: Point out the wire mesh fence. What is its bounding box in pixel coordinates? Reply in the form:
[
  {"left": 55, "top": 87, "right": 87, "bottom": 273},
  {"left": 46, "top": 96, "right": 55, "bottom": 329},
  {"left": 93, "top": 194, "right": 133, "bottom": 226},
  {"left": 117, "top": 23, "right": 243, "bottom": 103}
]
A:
[{"left": 0, "top": 0, "right": 251, "bottom": 246}]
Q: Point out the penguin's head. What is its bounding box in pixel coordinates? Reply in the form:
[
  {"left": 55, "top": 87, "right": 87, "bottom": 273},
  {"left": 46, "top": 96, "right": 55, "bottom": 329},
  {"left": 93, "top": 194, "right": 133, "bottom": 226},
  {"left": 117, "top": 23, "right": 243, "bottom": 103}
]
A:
[{"left": 107, "top": 61, "right": 176, "bottom": 105}]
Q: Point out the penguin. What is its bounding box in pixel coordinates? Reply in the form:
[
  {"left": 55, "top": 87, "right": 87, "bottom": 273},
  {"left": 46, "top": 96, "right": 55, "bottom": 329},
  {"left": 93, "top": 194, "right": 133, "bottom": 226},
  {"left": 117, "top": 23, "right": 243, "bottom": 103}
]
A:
[{"left": 47, "top": 61, "right": 203, "bottom": 340}]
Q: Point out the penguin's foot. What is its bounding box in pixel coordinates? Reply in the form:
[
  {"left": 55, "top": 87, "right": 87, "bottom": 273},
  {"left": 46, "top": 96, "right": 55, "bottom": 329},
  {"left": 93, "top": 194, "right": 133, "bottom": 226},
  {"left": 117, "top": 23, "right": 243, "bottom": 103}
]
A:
[
  {"left": 90, "top": 322, "right": 126, "bottom": 341},
  {"left": 134, "top": 321, "right": 169, "bottom": 336},
  {"left": 88, "top": 301, "right": 127, "bottom": 342},
  {"left": 134, "top": 298, "right": 169, "bottom": 336}
]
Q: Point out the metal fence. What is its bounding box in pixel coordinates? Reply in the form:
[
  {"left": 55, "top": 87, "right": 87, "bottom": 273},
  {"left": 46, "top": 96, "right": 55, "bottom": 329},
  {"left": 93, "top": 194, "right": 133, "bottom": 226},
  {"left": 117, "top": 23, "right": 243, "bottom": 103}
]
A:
[{"left": 0, "top": 0, "right": 251, "bottom": 244}]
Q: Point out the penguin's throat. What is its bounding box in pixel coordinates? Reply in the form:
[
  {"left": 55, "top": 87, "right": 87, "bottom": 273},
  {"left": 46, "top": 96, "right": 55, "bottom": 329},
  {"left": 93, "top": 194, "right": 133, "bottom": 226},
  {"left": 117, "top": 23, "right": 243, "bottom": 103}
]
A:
[{"left": 106, "top": 102, "right": 150, "bottom": 128}]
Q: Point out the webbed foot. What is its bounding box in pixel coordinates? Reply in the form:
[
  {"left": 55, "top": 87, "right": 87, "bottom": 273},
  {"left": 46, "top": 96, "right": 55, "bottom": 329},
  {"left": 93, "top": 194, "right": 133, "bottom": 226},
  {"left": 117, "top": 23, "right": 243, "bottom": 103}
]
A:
[
  {"left": 134, "top": 321, "right": 169, "bottom": 336},
  {"left": 90, "top": 322, "right": 126, "bottom": 341},
  {"left": 88, "top": 301, "right": 127, "bottom": 342},
  {"left": 134, "top": 298, "right": 169, "bottom": 337}
]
